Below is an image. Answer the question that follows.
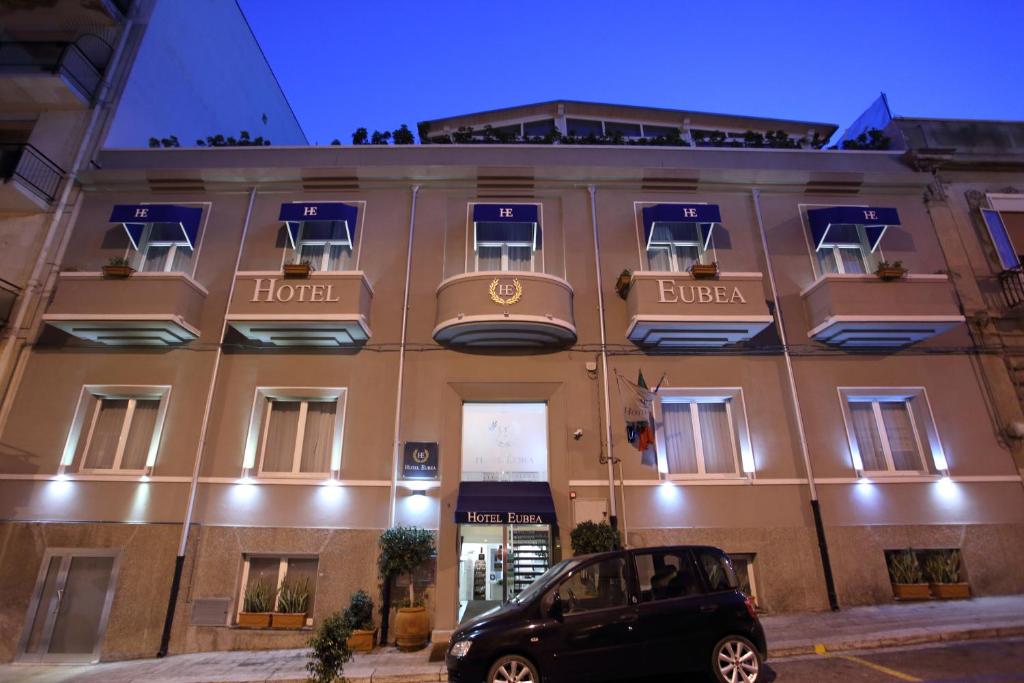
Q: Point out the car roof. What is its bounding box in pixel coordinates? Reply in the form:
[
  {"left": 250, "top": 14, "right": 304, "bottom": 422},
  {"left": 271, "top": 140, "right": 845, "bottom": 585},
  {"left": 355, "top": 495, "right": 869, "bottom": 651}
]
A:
[{"left": 574, "top": 544, "right": 726, "bottom": 562}]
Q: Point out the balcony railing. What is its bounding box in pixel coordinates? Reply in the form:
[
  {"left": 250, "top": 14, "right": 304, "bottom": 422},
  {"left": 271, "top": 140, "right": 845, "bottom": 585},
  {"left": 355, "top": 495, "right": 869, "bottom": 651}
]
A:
[
  {"left": 999, "top": 268, "right": 1024, "bottom": 310},
  {"left": 0, "top": 144, "right": 65, "bottom": 204},
  {"left": 0, "top": 38, "right": 109, "bottom": 104}
]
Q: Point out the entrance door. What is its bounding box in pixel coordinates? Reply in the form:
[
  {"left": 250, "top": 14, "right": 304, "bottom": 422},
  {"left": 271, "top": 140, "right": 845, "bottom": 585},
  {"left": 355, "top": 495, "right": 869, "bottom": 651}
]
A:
[
  {"left": 17, "top": 549, "right": 120, "bottom": 663},
  {"left": 458, "top": 524, "right": 552, "bottom": 624}
]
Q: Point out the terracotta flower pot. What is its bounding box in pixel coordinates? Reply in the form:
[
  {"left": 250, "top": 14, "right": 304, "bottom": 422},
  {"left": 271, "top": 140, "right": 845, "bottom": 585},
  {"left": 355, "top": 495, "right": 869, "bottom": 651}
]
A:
[
  {"left": 270, "top": 612, "right": 306, "bottom": 629},
  {"left": 876, "top": 266, "right": 907, "bottom": 281},
  {"left": 394, "top": 606, "right": 430, "bottom": 651},
  {"left": 689, "top": 262, "right": 719, "bottom": 279},
  {"left": 102, "top": 265, "right": 135, "bottom": 278},
  {"left": 892, "top": 583, "right": 931, "bottom": 600},
  {"left": 237, "top": 612, "right": 271, "bottom": 628},
  {"left": 930, "top": 583, "right": 970, "bottom": 599},
  {"left": 283, "top": 263, "right": 312, "bottom": 278},
  {"left": 347, "top": 628, "right": 377, "bottom": 652}
]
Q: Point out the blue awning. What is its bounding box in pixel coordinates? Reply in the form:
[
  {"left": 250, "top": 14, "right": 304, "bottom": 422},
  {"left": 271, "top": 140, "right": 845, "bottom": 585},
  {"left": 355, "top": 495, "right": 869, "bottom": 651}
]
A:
[
  {"left": 279, "top": 202, "right": 359, "bottom": 249},
  {"left": 454, "top": 481, "right": 557, "bottom": 525},
  {"left": 642, "top": 203, "right": 721, "bottom": 250},
  {"left": 807, "top": 206, "right": 900, "bottom": 252},
  {"left": 110, "top": 204, "right": 202, "bottom": 250},
  {"left": 473, "top": 204, "right": 540, "bottom": 250}
]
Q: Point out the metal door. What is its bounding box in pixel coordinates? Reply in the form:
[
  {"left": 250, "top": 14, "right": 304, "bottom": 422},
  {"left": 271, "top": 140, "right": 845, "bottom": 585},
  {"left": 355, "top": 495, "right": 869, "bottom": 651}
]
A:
[{"left": 16, "top": 549, "right": 120, "bottom": 663}]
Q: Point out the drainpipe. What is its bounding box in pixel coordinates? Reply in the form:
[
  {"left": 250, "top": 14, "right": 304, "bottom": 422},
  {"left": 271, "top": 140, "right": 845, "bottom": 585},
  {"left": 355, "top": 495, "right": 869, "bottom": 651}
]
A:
[
  {"left": 587, "top": 185, "right": 621, "bottom": 537},
  {"left": 157, "top": 186, "right": 258, "bottom": 657},
  {"left": 388, "top": 185, "right": 420, "bottom": 527},
  {"left": 751, "top": 188, "right": 839, "bottom": 611}
]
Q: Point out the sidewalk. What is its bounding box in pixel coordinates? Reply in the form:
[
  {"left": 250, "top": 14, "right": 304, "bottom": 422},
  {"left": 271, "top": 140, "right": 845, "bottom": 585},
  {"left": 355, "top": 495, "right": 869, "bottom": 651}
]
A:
[{"left": 2, "top": 596, "right": 1023, "bottom": 683}]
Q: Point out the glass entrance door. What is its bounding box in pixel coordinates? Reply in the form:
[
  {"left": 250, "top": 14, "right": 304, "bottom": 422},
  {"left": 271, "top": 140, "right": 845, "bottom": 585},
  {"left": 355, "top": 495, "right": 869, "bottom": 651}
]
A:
[
  {"left": 458, "top": 524, "right": 551, "bottom": 624},
  {"left": 17, "top": 549, "right": 120, "bottom": 663}
]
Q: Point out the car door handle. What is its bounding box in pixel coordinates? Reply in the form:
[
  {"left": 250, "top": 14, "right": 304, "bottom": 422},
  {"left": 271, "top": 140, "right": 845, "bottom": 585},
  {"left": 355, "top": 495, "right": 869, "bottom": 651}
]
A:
[{"left": 700, "top": 604, "right": 719, "bottom": 613}]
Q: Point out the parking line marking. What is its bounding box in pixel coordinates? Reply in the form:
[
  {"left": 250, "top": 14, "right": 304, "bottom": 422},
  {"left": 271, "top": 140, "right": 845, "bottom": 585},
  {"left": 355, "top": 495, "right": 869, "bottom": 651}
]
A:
[{"left": 814, "top": 643, "right": 923, "bottom": 682}]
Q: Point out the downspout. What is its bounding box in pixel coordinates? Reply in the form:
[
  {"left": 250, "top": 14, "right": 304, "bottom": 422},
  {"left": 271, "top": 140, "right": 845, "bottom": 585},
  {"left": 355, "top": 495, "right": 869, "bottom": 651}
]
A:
[
  {"left": 587, "top": 185, "right": 622, "bottom": 538},
  {"left": 388, "top": 184, "right": 420, "bottom": 527},
  {"left": 157, "top": 186, "right": 258, "bottom": 657},
  {"left": 0, "top": 11, "right": 135, "bottom": 414},
  {"left": 751, "top": 188, "right": 839, "bottom": 611}
]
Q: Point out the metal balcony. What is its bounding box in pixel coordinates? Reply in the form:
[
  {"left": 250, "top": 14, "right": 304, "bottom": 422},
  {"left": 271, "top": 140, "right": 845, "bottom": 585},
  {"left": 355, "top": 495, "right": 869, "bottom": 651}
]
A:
[
  {"left": 999, "top": 268, "right": 1024, "bottom": 310},
  {"left": 0, "top": 144, "right": 65, "bottom": 209},
  {"left": 0, "top": 37, "right": 111, "bottom": 109}
]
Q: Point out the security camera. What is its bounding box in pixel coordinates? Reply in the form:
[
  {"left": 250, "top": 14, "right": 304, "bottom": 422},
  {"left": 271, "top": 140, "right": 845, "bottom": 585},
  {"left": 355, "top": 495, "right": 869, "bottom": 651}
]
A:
[{"left": 573, "top": 429, "right": 584, "bottom": 440}]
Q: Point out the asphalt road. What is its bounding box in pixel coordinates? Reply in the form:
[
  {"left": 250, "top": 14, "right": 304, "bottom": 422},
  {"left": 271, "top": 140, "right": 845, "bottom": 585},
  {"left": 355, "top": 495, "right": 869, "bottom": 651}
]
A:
[{"left": 653, "top": 637, "right": 1024, "bottom": 682}]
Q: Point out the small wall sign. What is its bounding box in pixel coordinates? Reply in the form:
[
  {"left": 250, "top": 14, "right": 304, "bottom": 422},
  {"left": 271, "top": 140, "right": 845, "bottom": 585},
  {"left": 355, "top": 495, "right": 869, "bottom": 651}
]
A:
[{"left": 402, "top": 442, "right": 439, "bottom": 480}]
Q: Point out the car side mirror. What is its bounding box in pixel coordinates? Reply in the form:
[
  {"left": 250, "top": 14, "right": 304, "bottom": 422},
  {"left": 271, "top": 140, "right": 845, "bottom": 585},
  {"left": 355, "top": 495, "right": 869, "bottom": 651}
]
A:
[{"left": 549, "top": 592, "right": 564, "bottom": 621}]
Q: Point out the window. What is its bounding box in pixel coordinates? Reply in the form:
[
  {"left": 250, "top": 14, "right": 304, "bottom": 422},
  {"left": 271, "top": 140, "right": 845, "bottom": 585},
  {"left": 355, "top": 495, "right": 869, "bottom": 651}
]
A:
[
  {"left": 134, "top": 222, "right": 194, "bottom": 273},
  {"left": 634, "top": 550, "right": 703, "bottom": 602},
  {"left": 659, "top": 399, "right": 741, "bottom": 476},
  {"left": 239, "top": 555, "right": 318, "bottom": 620},
  {"left": 476, "top": 228, "right": 535, "bottom": 272},
  {"left": 696, "top": 549, "right": 739, "bottom": 593},
  {"left": 815, "top": 225, "right": 875, "bottom": 275},
  {"left": 981, "top": 208, "right": 1023, "bottom": 270},
  {"left": 471, "top": 204, "right": 541, "bottom": 273},
  {"left": 62, "top": 386, "right": 171, "bottom": 473},
  {"left": 646, "top": 223, "right": 704, "bottom": 272},
  {"left": 730, "top": 554, "right": 758, "bottom": 607},
  {"left": 556, "top": 556, "right": 628, "bottom": 614},
  {"left": 243, "top": 387, "right": 347, "bottom": 477},
  {"left": 846, "top": 398, "right": 927, "bottom": 473},
  {"left": 289, "top": 221, "right": 354, "bottom": 272}
]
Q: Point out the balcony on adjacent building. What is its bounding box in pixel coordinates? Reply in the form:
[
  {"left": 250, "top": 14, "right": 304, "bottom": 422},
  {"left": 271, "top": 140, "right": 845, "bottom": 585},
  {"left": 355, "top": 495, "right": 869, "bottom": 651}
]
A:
[
  {"left": 0, "top": 36, "right": 111, "bottom": 110},
  {"left": 801, "top": 274, "right": 965, "bottom": 347},
  {"left": 626, "top": 272, "right": 773, "bottom": 347},
  {"left": 227, "top": 271, "right": 372, "bottom": 346},
  {"left": 0, "top": 0, "right": 128, "bottom": 31},
  {"left": 43, "top": 272, "right": 207, "bottom": 345},
  {"left": 0, "top": 144, "right": 64, "bottom": 210},
  {"left": 434, "top": 271, "right": 576, "bottom": 347}
]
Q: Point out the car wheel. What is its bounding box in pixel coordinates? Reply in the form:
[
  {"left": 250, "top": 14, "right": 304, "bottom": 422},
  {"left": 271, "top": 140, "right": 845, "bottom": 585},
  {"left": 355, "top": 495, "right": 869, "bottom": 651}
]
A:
[
  {"left": 487, "top": 654, "right": 540, "bottom": 683},
  {"left": 711, "top": 634, "right": 762, "bottom": 683}
]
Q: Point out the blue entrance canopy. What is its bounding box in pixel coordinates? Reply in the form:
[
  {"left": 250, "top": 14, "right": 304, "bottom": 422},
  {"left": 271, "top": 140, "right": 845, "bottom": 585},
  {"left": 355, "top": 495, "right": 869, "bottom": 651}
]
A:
[
  {"left": 641, "top": 203, "right": 721, "bottom": 250},
  {"left": 454, "top": 481, "right": 557, "bottom": 525},
  {"left": 110, "top": 204, "right": 202, "bottom": 250},
  {"left": 279, "top": 202, "right": 359, "bottom": 249},
  {"left": 472, "top": 204, "right": 540, "bottom": 250},
  {"left": 807, "top": 206, "right": 900, "bottom": 252}
]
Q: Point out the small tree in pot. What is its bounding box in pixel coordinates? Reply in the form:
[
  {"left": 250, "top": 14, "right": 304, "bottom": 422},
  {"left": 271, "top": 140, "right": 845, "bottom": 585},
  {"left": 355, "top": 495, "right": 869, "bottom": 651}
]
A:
[
  {"left": 570, "top": 521, "right": 622, "bottom": 555},
  {"left": 344, "top": 589, "right": 377, "bottom": 652},
  {"left": 378, "top": 526, "right": 435, "bottom": 650}
]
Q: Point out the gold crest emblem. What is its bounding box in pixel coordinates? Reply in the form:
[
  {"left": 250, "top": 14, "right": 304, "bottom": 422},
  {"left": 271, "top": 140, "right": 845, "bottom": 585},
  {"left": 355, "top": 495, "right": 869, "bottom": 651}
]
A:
[{"left": 489, "top": 278, "right": 523, "bottom": 305}]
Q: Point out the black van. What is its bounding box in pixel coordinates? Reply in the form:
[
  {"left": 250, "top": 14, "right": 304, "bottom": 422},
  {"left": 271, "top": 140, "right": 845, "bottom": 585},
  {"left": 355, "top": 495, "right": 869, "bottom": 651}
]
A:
[{"left": 446, "top": 545, "right": 766, "bottom": 683}]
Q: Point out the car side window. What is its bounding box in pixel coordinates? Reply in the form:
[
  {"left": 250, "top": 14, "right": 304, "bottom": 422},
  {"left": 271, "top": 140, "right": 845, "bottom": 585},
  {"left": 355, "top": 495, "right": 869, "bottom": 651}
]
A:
[
  {"left": 557, "top": 556, "right": 628, "bottom": 615},
  {"left": 634, "top": 550, "right": 703, "bottom": 602},
  {"left": 697, "top": 550, "right": 739, "bottom": 593}
]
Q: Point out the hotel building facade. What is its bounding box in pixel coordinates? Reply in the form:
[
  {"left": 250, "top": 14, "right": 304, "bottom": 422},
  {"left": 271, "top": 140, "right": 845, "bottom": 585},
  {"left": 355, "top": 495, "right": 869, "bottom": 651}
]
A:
[{"left": 1, "top": 103, "right": 1022, "bottom": 663}]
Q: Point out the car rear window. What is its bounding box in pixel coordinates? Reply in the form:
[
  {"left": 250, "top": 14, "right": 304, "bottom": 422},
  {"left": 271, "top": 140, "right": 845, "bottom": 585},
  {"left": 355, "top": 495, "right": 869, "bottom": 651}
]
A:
[{"left": 696, "top": 550, "right": 739, "bottom": 592}]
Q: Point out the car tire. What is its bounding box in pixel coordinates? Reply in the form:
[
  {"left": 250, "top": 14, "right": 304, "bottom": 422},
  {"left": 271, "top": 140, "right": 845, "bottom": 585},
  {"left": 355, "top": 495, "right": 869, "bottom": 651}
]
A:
[
  {"left": 486, "top": 654, "right": 540, "bottom": 683},
  {"left": 710, "top": 634, "right": 762, "bottom": 683}
]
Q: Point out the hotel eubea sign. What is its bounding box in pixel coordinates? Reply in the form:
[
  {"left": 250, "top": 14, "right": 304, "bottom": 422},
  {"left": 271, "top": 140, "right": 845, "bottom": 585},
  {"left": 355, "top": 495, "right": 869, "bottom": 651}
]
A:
[{"left": 656, "top": 280, "right": 748, "bottom": 304}]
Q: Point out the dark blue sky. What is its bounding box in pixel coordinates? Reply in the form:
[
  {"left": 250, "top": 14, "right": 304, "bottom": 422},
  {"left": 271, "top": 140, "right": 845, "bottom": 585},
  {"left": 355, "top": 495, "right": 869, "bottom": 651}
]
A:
[{"left": 240, "top": 0, "right": 1024, "bottom": 145}]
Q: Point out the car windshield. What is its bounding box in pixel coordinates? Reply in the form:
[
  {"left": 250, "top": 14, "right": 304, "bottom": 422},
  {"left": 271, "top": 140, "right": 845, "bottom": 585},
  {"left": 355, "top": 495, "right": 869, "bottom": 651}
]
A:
[{"left": 513, "top": 559, "right": 581, "bottom": 604}]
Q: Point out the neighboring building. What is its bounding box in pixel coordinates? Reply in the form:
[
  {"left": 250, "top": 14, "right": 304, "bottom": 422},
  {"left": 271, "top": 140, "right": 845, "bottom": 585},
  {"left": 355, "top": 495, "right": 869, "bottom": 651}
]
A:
[
  {"left": 0, "top": 103, "right": 1022, "bottom": 665},
  {"left": 0, "top": 0, "right": 306, "bottom": 450}
]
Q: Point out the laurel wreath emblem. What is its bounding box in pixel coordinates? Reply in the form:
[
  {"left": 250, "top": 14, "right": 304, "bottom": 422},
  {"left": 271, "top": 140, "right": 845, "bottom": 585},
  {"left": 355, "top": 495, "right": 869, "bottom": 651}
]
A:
[{"left": 489, "top": 278, "right": 523, "bottom": 305}]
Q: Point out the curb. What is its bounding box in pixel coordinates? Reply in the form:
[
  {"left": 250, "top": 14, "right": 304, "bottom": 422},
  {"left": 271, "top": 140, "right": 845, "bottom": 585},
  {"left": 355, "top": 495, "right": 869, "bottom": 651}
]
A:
[{"left": 769, "top": 623, "right": 1024, "bottom": 659}]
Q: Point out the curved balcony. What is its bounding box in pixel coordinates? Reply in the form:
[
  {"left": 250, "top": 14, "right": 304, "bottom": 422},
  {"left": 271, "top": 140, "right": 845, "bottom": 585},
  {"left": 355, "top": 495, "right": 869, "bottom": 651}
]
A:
[{"left": 433, "top": 271, "right": 575, "bottom": 347}]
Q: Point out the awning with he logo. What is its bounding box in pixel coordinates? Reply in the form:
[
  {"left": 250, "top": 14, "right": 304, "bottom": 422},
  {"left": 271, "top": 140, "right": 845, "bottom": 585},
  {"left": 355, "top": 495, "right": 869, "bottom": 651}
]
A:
[
  {"left": 472, "top": 204, "right": 540, "bottom": 251},
  {"left": 641, "top": 203, "right": 721, "bottom": 250},
  {"left": 454, "top": 481, "right": 557, "bottom": 525},
  {"left": 110, "top": 204, "right": 203, "bottom": 250},
  {"left": 279, "top": 202, "right": 359, "bottom": 249},
  {"left": 807, "top": 206, "right": 900, "bottom": 252}
]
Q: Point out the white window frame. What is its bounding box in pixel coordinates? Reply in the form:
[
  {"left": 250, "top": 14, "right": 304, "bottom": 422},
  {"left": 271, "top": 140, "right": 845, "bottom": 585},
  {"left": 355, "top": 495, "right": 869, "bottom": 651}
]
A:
[
  {"left": 474, "top": 240, "right": 536, "bottom": 272},
  {"left": 465, "top": 202, "right": 544, "bottom": 275},
  {"left": 280, "top": 201, "right": 366, "bottom": 272},
  {"left": 646, "top": 236, "right": 705, "bottom": 272},
  {"left": 242, "top": 387, "right": 347, "bottom": 478},
  {"left": 654, "top": 388, "right": 755, "bottom": 479},
  {"left": 815, "top": 226, "right": 874, "bottom": 275},
  {"left": 61, "top": 385, "right": 172, "bottom": 474},
  {"left": 119, "top": 202, "right": 209, "bottom": 279},
  {"left": 133, "top": 223, "right": 193, "bottom": 273},
  {"left": 293, "top": 226, "right": 354, "bottom": 272},
  {"left": 838, "top": 387, "right": 945, "bottom": 476},
  {"left": 634, "top": 202, "right": 718, "bottom": 273},
  {"left": 236, "top": 554, "right": 318, "bottom": 621}
]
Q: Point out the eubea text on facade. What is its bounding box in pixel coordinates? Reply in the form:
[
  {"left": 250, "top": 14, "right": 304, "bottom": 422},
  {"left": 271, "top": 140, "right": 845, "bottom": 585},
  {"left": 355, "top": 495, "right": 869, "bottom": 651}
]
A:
[{"left": 0, "top": 103, "right": 1022, "bottom": 664}]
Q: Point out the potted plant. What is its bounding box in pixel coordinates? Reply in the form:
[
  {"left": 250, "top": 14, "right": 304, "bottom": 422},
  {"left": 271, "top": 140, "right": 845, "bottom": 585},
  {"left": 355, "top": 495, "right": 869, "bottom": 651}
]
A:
[
  {"left": 102, "top": 256, "right": 135, "bottom": 278},
  {"left": 924, "top": 550, "right": 970, "bottom": 599},
  {"left": 378, "top": 526, "right": 435, "bottom": 651},
  {"left": 344, "top": 589, "right": 377, "bottom": 652},
  {"left": 307, "top": 611, "right": 352, "bottom": 683},
  {"left": 876, "top": 260, "right": 907, "bottom": 280},
  {"left": 690, "top": 261, "right": 719, "bottom": 279},
  {"left": 283, "top": 259, "right": 313, "bottom": 278},
  {"left": 272, "top": 577, "right": 311, "bottom": 628},
  {"left": 614, "top": 269, "right": 632, "bottom": 299},
  {"left": 238, "top": 578, "right": 274, "bottom": 628},
  {"left": 570, "top": 521, "right": 622, "bottom": 555},
  {"left": 887, "top": 549, "right": 930, "bottom": 600}
]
